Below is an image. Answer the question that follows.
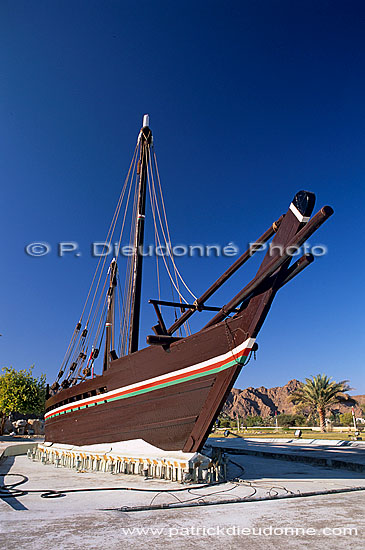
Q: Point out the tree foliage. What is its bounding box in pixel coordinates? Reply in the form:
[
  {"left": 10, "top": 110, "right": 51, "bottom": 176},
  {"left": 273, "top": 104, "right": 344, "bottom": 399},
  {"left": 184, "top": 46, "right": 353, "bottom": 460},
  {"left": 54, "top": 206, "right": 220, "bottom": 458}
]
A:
[
  {"left": 244, "top": 415, "right": 264, "bottom": 427},
  {"left": 0, "top": 366, "right": 46, "bottom": 434},
  {"left": 339, "top": 412, "right": 354, "bottom": 427},
  {"left": 276, "top": 413, "right": 307, "bottom": 427},
  {"left": 290, "top": 374, "right": 352, "bottom": 432}
]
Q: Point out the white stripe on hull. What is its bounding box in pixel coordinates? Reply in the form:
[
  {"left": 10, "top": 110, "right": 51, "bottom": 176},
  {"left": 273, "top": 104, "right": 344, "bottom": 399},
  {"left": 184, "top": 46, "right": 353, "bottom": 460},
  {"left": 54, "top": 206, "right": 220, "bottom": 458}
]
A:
[{"left": 45, "top": 337, "right": 255, "bottom": 419}]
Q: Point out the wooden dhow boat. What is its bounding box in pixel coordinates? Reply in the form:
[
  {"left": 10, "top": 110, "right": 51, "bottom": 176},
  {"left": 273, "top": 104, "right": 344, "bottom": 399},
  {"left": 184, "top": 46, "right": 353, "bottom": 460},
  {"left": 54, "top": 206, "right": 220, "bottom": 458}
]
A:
[{"left": 45, "top": 116, "right": 333, "bottom": 452}]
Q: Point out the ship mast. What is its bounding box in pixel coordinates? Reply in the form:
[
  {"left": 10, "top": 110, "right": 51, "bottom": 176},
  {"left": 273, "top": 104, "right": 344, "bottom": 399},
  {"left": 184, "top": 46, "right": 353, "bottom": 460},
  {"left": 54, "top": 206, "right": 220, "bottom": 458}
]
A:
[
  {"left": 103, "top": 258, "right": 117, "bottom": 371},
  {"left": 128, "top": 115, "right": 152, "bottom": 354}
]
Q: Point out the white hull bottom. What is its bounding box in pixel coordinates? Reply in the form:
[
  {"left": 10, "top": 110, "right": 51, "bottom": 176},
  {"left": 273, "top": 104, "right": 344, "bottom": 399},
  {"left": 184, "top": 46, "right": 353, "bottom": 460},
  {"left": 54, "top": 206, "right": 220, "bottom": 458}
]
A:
[{"left": 33, "top": 438, "right": 214, "bottom": 482}]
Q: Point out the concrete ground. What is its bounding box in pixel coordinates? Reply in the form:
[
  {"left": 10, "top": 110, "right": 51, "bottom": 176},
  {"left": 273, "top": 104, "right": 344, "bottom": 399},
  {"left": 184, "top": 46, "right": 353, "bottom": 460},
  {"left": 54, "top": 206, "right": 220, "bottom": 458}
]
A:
[{"left": 1, "top": 439, "right": 364, "bottom": 550}]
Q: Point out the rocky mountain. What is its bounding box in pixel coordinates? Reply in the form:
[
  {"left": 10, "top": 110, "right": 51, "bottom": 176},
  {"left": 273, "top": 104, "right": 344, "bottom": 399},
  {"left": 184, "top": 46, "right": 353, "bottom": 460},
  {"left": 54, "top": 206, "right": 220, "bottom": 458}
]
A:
[{"left": 223, "top": 379, "right": 365, "bottom": 418}]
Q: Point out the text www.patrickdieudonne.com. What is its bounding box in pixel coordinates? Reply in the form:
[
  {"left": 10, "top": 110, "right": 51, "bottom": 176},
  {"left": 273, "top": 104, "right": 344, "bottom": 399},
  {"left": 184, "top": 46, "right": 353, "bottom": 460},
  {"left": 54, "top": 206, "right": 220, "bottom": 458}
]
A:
[{"left": 118, "top": 525, "right": 359, "bottom": 537}]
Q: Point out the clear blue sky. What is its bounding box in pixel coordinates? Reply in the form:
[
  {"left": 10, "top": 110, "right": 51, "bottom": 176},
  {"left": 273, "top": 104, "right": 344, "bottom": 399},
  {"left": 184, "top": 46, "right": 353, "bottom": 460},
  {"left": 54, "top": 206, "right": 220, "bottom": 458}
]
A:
[{"left": 1, "top": 1, "right": 364, "bottom": 394}]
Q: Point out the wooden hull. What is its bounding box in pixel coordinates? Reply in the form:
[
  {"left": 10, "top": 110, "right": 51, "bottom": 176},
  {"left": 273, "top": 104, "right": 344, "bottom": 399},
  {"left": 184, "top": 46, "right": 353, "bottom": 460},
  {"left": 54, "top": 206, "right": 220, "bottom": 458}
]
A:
[
  {"left": 45, "top": 315, "right": 255, "bottom": 452},
  {"left": 45, "top": 191, "right": 325, "bottom": 452}
]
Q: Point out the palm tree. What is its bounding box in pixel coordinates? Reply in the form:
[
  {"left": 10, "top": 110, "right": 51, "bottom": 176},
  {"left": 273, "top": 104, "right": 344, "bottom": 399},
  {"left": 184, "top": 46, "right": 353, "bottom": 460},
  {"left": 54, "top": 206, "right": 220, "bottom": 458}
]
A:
[{"left": 290, "top": 375, "right": 352, "bottom": 432}]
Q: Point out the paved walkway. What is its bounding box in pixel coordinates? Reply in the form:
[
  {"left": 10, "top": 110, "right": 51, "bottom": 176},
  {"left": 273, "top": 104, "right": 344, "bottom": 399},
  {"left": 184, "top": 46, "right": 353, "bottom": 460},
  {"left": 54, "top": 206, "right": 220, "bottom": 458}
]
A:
[{"left": 208, "top": 437, "right": 365, "bottom": 472}]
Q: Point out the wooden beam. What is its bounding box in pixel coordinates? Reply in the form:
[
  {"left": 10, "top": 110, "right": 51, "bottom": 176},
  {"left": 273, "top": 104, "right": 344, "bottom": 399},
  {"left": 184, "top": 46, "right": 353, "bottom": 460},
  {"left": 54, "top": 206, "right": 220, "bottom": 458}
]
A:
[
  {"left": 204, "top": 206, "right": 333, "bottom": 328},
  {"left": 166, "top": 215, "right": 284, "bottom": 335}
]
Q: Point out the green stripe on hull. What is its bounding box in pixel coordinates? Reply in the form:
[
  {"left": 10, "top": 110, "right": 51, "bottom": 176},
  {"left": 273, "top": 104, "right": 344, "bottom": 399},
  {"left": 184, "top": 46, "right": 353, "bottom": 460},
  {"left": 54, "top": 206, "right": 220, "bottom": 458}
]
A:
[{"left": 47, "top": 353, "right": 249, "bottom": 420}]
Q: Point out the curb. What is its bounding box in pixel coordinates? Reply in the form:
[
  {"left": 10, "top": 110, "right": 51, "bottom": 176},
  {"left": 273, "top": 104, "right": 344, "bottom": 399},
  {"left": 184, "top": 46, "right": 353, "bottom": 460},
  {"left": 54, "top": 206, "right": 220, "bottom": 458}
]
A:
[{"left": 0, "top": 442, "right": 38, "bottom": 464}]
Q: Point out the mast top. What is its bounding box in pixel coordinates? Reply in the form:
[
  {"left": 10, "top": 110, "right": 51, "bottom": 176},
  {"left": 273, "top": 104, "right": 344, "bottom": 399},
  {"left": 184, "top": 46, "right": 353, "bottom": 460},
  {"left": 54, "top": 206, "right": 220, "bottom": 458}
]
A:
[{"left": 142, "top": 114, "right": 150, "bottom": 128}]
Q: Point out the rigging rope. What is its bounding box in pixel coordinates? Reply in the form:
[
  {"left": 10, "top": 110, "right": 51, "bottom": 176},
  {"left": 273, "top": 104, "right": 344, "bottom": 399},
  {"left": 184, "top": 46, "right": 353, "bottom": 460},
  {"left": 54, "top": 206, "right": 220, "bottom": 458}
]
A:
[
  {"left": 148, "top": 152, "right": 195, "bottom": 336},
  {"left": 147, "top": 162, "right": 189, "bottom": 305},
  {"left": 55, "top": 133, "right": 198, "bottom": 385},
  {"left": 57, "top": 144, "right": 138, "bottom": 383},
  {"left": 84, "top": 144, "right": 138, "bottom": 328},
  {"left": 151, "top": 149, "right": 197, "bottom": 301},
  {"left": 120, "top": 164, "right": 140, "bottom": 356},
  {"left": 148, "top": 154, "right": 186, "bottom": 335}
]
